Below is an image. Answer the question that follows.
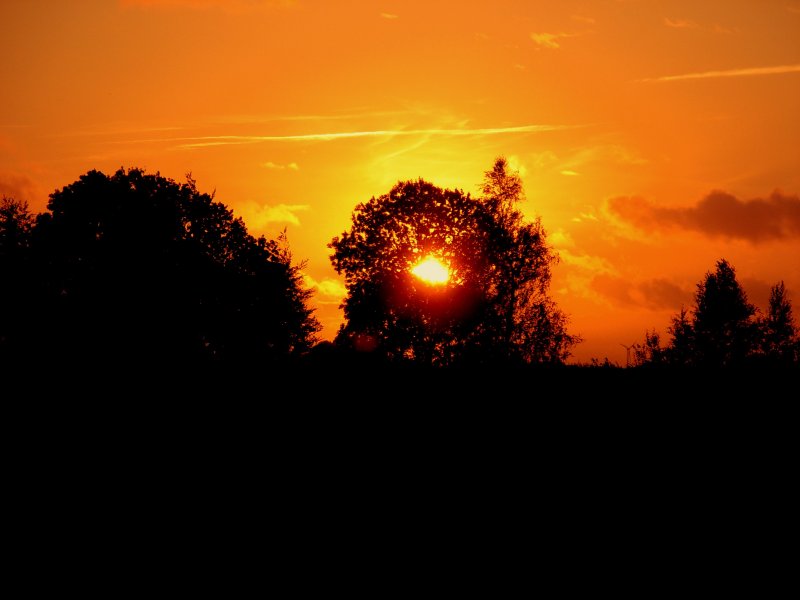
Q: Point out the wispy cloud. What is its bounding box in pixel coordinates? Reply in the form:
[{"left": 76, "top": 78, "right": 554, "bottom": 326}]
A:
[
  {"left": 592, "top": 275, "right": 690, "bottom": 311},
  {"left": 0, "top": 170, "right": 42, "bottom": 203},
  {"left": 571, "top": 15, "right": 595, "bottom": 24},
  {"left": 303, "top": 275, "right": 346, "bottom": 300},
  {"left": 560, "top": 144, "right": 648, "bottom": 170},
  {"left": 559, "top": 249, "right": 615, "bottom": 274},
  {"left": 248, "top": 203, "right": 310, "bottom": 227},
  {"left": 639, "top": 64, "right": 800, "bottom": 83},
  {"left": 712, "top": 24, "right": 737, "bottom": 35},
  {"left": 663, "top": 17, "right": 698, "bottom": 29},
  {"left": 120, "top": 0, "right": 295, "bottom": 10},
  {"left": 380, "top": 12, "right": 399, "bottom": 20},
  {"left": 561, "top": 170, "right": 580, "bottom": 177},
  {"left": 506, "top": 155, "right": 528, "bottom": 177},
  {"left": 126, "top": 123, "right": 574, "bottom": 149},
  {"left": 262, "top": 161, "right": 299, "bottom": 170},
  {"left": 663, "top": 17, "right": 736, "bottom": 34},
  {"left": 530, "top": 32, "right": 580, "bottom": 49},
  {"left": 211, "top": 110, "right": 410, "bottom": 125}
]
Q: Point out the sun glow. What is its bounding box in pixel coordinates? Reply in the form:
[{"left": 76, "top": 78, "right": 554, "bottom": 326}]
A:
[{"left": 411, "top": 256, "right": 450, "bottom": 285}]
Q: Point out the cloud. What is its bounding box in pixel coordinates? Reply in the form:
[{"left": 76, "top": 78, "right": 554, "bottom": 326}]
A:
[
  {"left": 592, "top": 275, "right": 690, "bottom": 310},
  {"left": 262, "top": 161, "right": 299, "bottom": 170},
  {"left": 741, "top": 277, "right": 774, "bottom": 311},
  {"left": 506, "top": 155, "right": 527, "bottom": 177},
  {"left": 531, "top": 150, "right": 558, "bottom": 169},
  {"left": 560, "top": 170, "right": 580, "bottom": 177},
  {"left": 380, "top": 13, "right": 399, "bottom": 19},
  {"left": 0, "top": 171, "right": 41, "bottom": 204},
  {"left": 120, "top": 0, "right": 295, "bottom": 10},
  {"left": 639, "top": 64, "right": 800, "bottom": 83},
  {"left": 663, "top": 17, "right": 698, "bottom": 29},
  {"left": 248, "top": 203, "right": 310, "bottom": 227},
  {"left": 571, "top": 15, "right": 595, "bottom": 24},
  {"left": 549, "top": 229, "right": 574, "bottom": 249},
  {"left": 210, "top": 110, "right": 411, "bottom": 125},
  {"left": 555, "top": 144, "right": 648, "bottom": 174},
  {"left": 712, "top": 24, "right": 736, "bottom": 34},
  {"left": 130, "top": 123, "right": 575, "bottom": 149},
  {"left": 303, "top": 274, "right": 346, "bottom": 301},
  {"left": 530, "top": 32, "right": 578, "bottom": 49},
  {"left": 559, "top": 249, "right": 615, "bottom": 274},
  {"left": 608, "top": 190, "right": 800, "bottom": 243},
  {"left": 571, "top": 211, "right": 599, "bottom": 223}
]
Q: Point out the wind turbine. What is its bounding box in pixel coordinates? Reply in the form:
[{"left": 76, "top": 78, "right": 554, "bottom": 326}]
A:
[{"left": 620, "top": 343, "right": 635, "bottom": 368}]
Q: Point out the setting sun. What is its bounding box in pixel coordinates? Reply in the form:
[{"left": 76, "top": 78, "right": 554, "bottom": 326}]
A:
[{"left": 411, "top": 256, "right": 450, "bottom": 285}]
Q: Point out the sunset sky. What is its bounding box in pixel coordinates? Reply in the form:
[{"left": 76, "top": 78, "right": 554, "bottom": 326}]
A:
[{"left": 2, "top": 0, "right": 799, "bottom": 362}]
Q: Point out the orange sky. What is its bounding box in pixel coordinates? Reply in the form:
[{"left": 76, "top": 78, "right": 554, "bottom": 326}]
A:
[{"left": 2, "top": 0, "right": 799, "bottom": 363}]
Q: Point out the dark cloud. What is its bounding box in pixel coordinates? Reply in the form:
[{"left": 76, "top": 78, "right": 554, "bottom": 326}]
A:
[
  {"left": 0, "top": 171, "right": 40, "bottom": 204},
  {"left": 609, "top": 190, "right": 800, "bottom": 243},
  {"left": 740, "top": 277, "right": 774, "bottom": 312},
  {"left": 592, "top": 275, "right": 690, "bottom": 311}
]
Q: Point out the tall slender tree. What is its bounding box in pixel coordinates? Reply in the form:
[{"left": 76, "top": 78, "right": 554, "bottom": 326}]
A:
[
  {"left": 692, "top": 259, "right": 757, "bottom": 366},
  {"left": 760, "top": 281, "right": 797, "bottom": 364},
  {"left": 479, "top": 157, "right": 577, "bottom": 363}
]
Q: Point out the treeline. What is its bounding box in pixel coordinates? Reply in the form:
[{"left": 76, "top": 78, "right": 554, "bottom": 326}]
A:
[
  {"left": 1, "top": 164, "right": 798, "bottom": 373},
  {"left": 0, "top": 168, "right": 319, "bottom": 368},
  {"left": 632, "top": 259, "right": 798, "bottom": 368}
]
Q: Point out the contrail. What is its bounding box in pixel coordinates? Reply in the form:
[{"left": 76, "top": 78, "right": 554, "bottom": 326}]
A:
[
  {"left": 117, "top": 124, "right": 575, "bottom": 148},
  {"left": 639, "top": 64, "right": 800, "bottom": 83}
]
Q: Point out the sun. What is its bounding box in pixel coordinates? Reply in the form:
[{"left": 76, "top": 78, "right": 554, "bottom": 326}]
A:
[{"left": 411, "top": 256, "right": 450, "bottom": 285}]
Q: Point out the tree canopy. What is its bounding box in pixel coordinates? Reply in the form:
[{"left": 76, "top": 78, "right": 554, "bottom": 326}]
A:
[
  {"left": 0, "top": 168, "right": 319, "bottom": 366},
  {"left": 329, "top": 158, "right": 578, "bottom": 365}
]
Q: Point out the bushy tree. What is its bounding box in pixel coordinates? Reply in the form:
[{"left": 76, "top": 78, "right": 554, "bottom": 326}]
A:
[
  {"left": 1, "top": 169, "right": 319, "bottom": 364},
  {"left": 329, "top": 158, "right": 577, "bottom": 365}
]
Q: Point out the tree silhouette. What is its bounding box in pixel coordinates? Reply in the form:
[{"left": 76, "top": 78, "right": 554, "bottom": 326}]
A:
[
  {"left": 759, "top": 281, "right": 798, "bottom": 364},
  {"left": 478, "top": 158, "right": 578, "bottom": 362},
  {"left": 0, "top": 196, "right": 33, "bottom": 256},
  {"left": 329, "top": 158, "right": 577, "bottom": 365},
  {"left": 692, "top": 259, "right": 757, "bottom": 366},
  {"left": 1, "top": 169, "right": 319, "bottom": 365},
  {"left": 0, "top": 197, "right": 35, "bottom": 358},
  {"left": 634, "top": 259, "right": 796, "bottom": 368},
  {"left": 665, "top": 307, "right": 695, "bottom": 366},
  {"left": 632, "top": 330, "right": 664, "bottom": 366}
]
